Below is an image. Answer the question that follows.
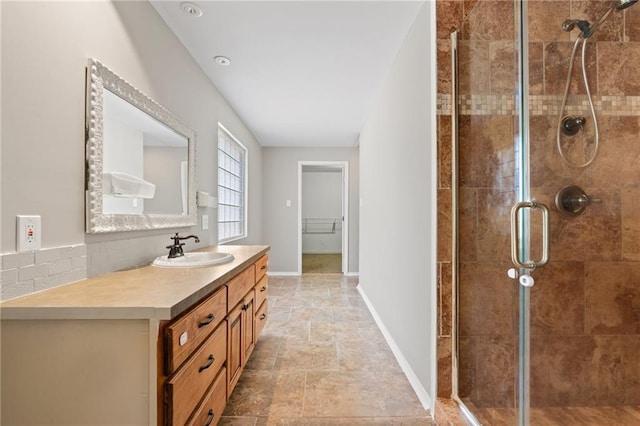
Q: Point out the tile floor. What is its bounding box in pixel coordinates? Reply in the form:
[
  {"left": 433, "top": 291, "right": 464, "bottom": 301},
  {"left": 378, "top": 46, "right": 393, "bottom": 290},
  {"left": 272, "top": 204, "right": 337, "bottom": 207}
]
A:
[{"left": 220, "top": 274, "right": 435, "bottom": 425}]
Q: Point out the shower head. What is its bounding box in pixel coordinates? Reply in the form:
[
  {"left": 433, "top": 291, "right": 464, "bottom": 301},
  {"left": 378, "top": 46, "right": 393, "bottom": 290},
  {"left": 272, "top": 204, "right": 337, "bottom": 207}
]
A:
[
  {"left": 563, "top": 0, "right": 639, "bottom": 38},
  {"left": 615, "top": 0, "right": 639, "bottom": 10}
]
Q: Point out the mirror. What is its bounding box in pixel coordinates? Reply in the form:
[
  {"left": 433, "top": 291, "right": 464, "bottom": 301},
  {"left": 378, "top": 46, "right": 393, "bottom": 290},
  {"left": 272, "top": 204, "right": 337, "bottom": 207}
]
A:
[{"left": 85, "top": 58, "right": 197, "bottom": 233}]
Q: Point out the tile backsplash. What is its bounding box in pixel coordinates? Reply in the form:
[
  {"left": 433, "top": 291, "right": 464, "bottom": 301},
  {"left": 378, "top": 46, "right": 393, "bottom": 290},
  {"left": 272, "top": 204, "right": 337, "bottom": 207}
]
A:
[
  {"left": 85, "top": 234, "right": 176, "bottom": 277},
  {"left": 1, "top": 245, "right": 87, "bottom": 301},
  {"left": 0, "top": 234, "right": 194, "bottom": 301}
]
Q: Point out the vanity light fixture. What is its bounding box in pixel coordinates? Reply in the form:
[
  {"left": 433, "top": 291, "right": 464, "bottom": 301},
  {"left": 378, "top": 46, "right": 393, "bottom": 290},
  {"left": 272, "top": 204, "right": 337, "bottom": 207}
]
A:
[
  {"left": 214, "top": 56, "right": 231, "bottom": 66},
  {"left": 180, "top": 2, "right": 203, "bottom": 17}
]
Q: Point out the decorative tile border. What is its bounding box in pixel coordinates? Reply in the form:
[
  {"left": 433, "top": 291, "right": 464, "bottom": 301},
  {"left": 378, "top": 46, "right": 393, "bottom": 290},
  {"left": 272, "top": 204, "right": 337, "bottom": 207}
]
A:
[{"left": 438, "top": 93, "right": 640, "bottom": 116}]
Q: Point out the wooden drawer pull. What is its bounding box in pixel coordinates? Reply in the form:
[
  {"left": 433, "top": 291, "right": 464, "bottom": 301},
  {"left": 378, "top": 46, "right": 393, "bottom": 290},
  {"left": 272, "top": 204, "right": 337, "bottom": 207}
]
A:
[
  {"left": 198, "top": 355, "right": 215, "bottom": 373},
  {"left": 198, "top": 313, "right": 215, "bottom": 328},
  {"left": 259, "top": 313, "right": 267, "bottom": 320},
  {"left": 204, "top": 409, "right": 214, "bottom": 426}
]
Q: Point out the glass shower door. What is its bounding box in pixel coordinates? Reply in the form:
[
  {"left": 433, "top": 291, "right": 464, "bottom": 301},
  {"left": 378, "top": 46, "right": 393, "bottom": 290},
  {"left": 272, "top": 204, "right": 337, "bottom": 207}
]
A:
[
  {"left": 453, "top": 0, "right": 538, "bottom": 424},
  {"left": 452, "top": 0, "right": 640, "bottom": 423},
  {"left": 524, "top": 0, "right": 640, "bottom": 424}
]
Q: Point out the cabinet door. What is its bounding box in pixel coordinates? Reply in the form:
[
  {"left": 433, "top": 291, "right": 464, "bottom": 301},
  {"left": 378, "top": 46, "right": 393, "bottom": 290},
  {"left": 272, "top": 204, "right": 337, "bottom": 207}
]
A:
[
  {"left": 242, "top": 292, "right": 256, "bottom": 361},
  {"left": 226, "top": 303, "right": 244, "bottom": 396}
]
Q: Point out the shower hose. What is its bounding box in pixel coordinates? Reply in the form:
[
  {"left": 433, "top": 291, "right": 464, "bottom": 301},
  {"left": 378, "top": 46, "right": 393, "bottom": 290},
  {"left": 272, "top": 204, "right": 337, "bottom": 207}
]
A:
[{"left": 556, "top": 36, "right": 600, "bottom": 168}]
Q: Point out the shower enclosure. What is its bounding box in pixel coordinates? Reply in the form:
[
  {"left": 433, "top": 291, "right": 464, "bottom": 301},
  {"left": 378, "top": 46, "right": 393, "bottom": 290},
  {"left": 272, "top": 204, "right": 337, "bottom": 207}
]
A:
[{"left": 437, "top": 0, "right": 640, "bottom": 424}]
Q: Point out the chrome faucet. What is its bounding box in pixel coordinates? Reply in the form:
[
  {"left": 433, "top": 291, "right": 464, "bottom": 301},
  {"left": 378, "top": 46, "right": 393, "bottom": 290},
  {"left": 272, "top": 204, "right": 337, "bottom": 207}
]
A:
[{"left": 166, "top": 233, "right": 200, "bottom": 258}]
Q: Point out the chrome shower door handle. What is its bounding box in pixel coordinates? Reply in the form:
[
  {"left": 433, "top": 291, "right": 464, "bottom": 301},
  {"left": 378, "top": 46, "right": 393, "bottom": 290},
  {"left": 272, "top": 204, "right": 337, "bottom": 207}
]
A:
[{"left": 510, "top": 200, "right": 550, "bottom": 269}]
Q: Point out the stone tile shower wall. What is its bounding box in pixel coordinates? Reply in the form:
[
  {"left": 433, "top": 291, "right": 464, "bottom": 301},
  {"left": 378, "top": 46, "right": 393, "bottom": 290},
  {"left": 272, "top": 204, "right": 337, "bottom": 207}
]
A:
[{"left": 436, "top": 0, "right": 640, "bottom": 408}]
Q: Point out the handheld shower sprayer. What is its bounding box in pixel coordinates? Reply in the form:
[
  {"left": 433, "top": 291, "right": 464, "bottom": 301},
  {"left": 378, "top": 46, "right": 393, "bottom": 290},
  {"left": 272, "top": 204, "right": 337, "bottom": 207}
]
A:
[
  {"left": 615, "top": 0, "right": 639, "bottom": 10},
  {"left": 562, "top": 20, "right": 591, "bottom": 37},
  {"left": 557, "top": 0, "right": 638, "bottom": 167}
]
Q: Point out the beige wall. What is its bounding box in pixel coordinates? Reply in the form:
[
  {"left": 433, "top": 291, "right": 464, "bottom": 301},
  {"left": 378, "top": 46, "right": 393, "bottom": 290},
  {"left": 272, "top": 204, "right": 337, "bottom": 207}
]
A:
[
  {"left": 358, "top": 1, "right": 437, "bottom": 410},
  {"left": 262, "top": 147, "right": 359, "bottom": 274},
  {"left": 1, "top": 2, "right": 262, "bottom": 285}
]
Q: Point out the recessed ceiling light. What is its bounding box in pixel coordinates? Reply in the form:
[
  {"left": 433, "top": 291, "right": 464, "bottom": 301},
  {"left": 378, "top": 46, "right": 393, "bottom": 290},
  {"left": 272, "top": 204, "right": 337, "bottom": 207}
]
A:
[
  {"left": 214, "top": 56, "right": 231, "bottom": 66},
  {"left": 180, "top": 2, "right": 203, "bottom": 17}
]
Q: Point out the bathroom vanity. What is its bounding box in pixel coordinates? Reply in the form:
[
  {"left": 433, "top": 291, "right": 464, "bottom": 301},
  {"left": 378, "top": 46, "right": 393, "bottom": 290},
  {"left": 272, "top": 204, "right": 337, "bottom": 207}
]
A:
[{"left": 0, "top": 245, "right": 269, "bottom": 426}]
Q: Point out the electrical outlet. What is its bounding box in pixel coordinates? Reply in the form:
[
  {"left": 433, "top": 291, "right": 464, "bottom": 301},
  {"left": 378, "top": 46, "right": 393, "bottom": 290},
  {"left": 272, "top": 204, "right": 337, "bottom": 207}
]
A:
[
  {"left": 202, "top": 214, "right": 209, "bottom": 230},
  {"left": 17, "top": 215, "right": 41, "bottom": 252}
]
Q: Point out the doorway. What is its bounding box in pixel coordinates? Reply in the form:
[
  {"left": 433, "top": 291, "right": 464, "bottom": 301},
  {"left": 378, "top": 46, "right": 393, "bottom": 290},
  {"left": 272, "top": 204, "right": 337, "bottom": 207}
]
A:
[{"left": 298, "top": 161, "right": 349, "bottom": 275}]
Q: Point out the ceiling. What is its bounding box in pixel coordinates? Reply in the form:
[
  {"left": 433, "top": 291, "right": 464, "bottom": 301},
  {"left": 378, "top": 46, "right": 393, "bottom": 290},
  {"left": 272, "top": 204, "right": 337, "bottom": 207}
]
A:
[{"left": 150, "top": 1, "right": 422, "bottom": 148}]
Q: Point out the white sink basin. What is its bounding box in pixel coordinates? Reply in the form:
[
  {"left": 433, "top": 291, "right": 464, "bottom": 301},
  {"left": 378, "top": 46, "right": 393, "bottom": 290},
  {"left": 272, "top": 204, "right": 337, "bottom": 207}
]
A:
[{"left": 152, "top": 252, "right": 234, "bottom": 268}]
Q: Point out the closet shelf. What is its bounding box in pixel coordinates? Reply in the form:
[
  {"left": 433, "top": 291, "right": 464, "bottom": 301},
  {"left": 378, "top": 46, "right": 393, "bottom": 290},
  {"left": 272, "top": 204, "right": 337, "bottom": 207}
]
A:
[{"left": 302, "top": 218, "right": 341, "bottom": 235}]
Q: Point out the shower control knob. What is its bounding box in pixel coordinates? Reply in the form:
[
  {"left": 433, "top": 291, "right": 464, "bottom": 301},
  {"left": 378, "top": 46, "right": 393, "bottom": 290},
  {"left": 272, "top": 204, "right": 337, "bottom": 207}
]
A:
[
  {"left": 507, "top": 268, "right": 518, "bottom": 279},
  {"left": 519, "top": 274, "right": 535, "bottom": 287}
]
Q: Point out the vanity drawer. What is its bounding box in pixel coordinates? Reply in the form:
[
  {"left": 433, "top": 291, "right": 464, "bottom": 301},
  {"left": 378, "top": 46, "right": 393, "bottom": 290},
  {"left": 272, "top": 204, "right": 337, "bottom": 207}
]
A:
[
  {"left": 227, "top": 265, "right": 255, "bottom": 310},
  {"left": 165, "top": 286, "right": 227, "bottom": 374},
  {"left": 255, "top": 255, "right": 268, "bottom": 282},
  {"left": 255, "top": 276, "right": 268, "bottom": 310},
  {"left": 255, "top": 301, "right": 268, "bottom": 339},
  {"left": 187, "top": 367, "right": 226, "bottom": 426},
  {"left": 165, "top": 323, "right": 227, "bottom": 426}
]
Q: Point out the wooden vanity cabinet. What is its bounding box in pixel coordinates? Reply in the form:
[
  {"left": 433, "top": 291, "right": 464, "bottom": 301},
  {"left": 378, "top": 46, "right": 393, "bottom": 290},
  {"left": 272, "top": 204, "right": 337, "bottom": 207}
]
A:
[
  {"left": 162, "top": 253, "right": 269, "bottom": 426},
  {"left": 0, "top": 245, "right": 269, "bottom": 426}
]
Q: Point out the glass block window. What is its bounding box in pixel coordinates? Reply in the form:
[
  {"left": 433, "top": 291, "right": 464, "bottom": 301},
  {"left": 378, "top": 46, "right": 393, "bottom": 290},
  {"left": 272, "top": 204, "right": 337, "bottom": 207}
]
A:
[{"left": 218, "top": 124, "right": 247, "bottom": 243}]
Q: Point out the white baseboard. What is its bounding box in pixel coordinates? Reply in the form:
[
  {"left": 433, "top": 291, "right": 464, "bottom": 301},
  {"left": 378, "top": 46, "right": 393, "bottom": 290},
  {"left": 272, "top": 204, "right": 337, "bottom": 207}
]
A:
[
  {"left": 356, "top": 284, "right": 433, "bottom": 412},
  {"left": 301, "top": 252, "right": 342, "bottom": 255},
  {"left": 267, "top": 271, "right": 301, "bottom": 276},
  {"left": 267, "top": 271, "right": 359, "bottom": 277}
]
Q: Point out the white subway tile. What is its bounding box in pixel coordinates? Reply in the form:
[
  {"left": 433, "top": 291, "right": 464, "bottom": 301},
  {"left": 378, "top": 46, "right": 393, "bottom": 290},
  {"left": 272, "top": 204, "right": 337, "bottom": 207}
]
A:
[
  {"left": 35, "top": 247, "right": 62, "bottom": 264},
  {"left": 61, "top": 244, "right": 87, "bottom": 259},
  {"left": 2, "top": 252, "right": 35, "bottom": 269},
  {"left": 1, "top": 269, "right": 18, "bottom": 286},
  {"left": 34, "top": 274, "right": 63, "bottom": 292},
  {"left": 2, "top": 280, "right": 35, "bottom": 301},
  {"left": 18, "top": 264, "right": 48, "bottom": 281},
  {"left": 48, "top": 259, "right": 72, "bottom": 276}
]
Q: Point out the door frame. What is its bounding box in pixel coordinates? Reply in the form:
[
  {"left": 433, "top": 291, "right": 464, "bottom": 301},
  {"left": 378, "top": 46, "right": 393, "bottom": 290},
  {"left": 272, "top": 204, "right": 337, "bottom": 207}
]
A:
[{"left": 297, "top": 161, "right": 349, "bottom": 275}]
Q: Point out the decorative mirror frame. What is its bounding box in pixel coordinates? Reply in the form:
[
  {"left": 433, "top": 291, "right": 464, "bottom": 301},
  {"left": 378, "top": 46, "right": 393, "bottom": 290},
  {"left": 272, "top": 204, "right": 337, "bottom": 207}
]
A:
[{"left": 85, "top": 58, "right": 197, "bottom": 233}]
